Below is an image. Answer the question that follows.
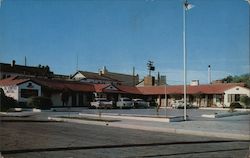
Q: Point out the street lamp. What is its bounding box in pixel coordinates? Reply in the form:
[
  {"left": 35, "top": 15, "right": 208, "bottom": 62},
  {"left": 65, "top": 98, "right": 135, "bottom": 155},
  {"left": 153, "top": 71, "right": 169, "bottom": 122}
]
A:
[{"left": 183, "top": 0, "right": 194, "bottom": 121}]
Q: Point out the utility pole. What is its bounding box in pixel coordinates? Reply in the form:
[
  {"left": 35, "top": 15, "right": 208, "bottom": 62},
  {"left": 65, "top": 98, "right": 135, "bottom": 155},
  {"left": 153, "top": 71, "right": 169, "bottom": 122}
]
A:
[
  {"left": 133, "top": 66, "right": 135, "bottom": 86},
  {"left": 24, "top": 56, "right": 27, "bottom": 66},
  {"left": 76, "top": 54, "right": 79, "bottom": 71}
]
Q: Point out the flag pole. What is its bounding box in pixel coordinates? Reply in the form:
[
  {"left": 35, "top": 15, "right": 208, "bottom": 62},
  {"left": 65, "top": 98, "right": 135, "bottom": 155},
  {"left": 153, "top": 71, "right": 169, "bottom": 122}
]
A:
[{"left": 183, "top": 0, "right": 187, "bottom": 121}]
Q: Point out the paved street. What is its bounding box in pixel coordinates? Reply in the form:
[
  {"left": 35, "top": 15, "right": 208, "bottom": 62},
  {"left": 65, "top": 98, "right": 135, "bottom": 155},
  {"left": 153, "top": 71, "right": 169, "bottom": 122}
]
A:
[{"left": 0, "top": 114, "right": 249, "bottom": 158}]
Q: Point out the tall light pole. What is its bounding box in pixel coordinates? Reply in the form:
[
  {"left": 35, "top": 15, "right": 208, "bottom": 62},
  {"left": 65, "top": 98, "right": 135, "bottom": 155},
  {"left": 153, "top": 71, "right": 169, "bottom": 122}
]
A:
[
  {"left": 246, "top": 0, "right": 250, "bottom": 78},
  {"left": 183, "top": 0, "right": 194, "bottom": 121},
  {"left": 165, "top": 82, "right": 167, "bottom": 117}
]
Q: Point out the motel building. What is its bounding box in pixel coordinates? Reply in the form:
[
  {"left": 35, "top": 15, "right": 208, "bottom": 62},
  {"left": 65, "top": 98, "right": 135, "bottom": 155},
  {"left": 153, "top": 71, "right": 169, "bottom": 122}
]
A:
[
  {"left": 138, "top": 83, "right": 250, "bottom": 108},
  {"left": 0, "top": 76, "right": 249, "bottom": 108}
]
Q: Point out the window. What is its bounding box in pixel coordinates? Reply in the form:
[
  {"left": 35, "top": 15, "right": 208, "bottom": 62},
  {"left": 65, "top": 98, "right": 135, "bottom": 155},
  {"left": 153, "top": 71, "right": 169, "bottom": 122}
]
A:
[
  {"left": 227, "top": 94, "right": 240, "bottom": 103},
  {"left": 21, "top": 89, "right": 38, "bottom": 98},
  {"left": 216, "top": 95, "right": 222, "bottom": 103},
  {"left": 235, "top": 94, "right": 240, "bottom": 102}
]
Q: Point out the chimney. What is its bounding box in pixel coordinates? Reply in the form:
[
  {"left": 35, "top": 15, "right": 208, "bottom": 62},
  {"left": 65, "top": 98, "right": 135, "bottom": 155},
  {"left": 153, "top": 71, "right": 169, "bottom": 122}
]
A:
[
  {"left": 11, "top": 60, "right": 16, "bottom": 67},
  {"left": 208, "top": 65, "right": 211, "bottom": 84}
]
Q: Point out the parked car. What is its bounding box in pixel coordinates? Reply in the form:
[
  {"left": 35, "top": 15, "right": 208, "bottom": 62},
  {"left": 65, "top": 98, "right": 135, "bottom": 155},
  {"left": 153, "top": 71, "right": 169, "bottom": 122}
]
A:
[
  {"left": 90, "top": 98, "right": 113, "bottom": 109},
  {"left": 116, "top": 97, "right": 133, "bottom": 109},
  {"left": 171, "top": 100, "right": 197, "bottom": 109},
  {"left": 132, "top": 99, "right": 149, "bottom": 109}
]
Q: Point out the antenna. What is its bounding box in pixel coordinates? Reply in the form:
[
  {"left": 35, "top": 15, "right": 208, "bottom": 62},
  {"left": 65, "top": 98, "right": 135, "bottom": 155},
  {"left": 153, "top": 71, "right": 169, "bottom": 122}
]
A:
[
  {"left": 147, "top": 60, "right": 155, "bottom": 76},
  {"left": 76, "top": 54, "right": 78, "bottom": 71},
  {"left": 133, "top": 66, "right": 135, "bottom": 86},
  {"left": 24, "top": 56, "right": 27, "bottom": 66}
]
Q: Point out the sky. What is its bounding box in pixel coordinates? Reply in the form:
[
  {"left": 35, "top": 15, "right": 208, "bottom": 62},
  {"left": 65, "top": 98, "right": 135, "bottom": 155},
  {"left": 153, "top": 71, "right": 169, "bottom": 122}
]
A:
[{"left": 0, "top": 0, "right": 249, "bottom": 85}]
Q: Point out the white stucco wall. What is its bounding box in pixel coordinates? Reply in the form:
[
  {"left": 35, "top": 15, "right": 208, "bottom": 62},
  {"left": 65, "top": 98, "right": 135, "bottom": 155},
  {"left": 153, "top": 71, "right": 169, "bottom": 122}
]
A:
[
  {"left": 224, "top": 86, "right": 250, "bottom": 107},
  {"left": 1, "top": 85, "right": 19, "bottom": 100},
  {"left": 1, "top": 81, "right": 41, "bottom": 102}
]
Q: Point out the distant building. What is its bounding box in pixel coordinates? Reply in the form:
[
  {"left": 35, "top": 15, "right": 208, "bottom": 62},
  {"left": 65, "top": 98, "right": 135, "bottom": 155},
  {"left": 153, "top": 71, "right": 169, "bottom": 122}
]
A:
[
  {"left": 71, "top": 71, "right": 121, "bottom": 85},
  {"left": 0, "top": 60, "right": 54, "bottom": 79},
  {"left": 190, "top": 80, "right": 199, "bottom": 86},
  {"left": 99, "top": 66, "right": 139, "bottom": 86},
  {"left": 71, "top": 66, "right": 139, "bottom": 86}
]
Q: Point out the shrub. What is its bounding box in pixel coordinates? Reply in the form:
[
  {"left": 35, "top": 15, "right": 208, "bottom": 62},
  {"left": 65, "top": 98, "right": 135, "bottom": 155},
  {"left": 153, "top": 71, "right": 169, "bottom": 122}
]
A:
[
  {"left": 229, "top": 102, "right": 242, "bottom": 112},
  {"left": 0, "top": 88, "right": 18, "bottom": 112},
  {"left": 149, "top": 100, "right": 158, "bottom": 107},
  {"left": 27, "top": 96, "right": 53, "bottom": 110},
  {"left": 240, "top": 96, "right": 250, "bottom": 108}
]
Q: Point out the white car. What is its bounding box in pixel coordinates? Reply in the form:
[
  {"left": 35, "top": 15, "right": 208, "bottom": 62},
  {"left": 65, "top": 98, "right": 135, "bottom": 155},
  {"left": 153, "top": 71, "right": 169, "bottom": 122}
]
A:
[
  {"left": 90, "top": 98, "right": 113, "bottom": 109},
  {"left": 172, "top": 100, "right": 185, "bottom": 109},
  {"left": 116, "top": 97, "right": 133, "bottom": 109},
  {"left": 171, "top": 100, "right": 197, "bottom": 109},
  {"left": 132, "top": 99, "right": 149, "bottom": 108}
]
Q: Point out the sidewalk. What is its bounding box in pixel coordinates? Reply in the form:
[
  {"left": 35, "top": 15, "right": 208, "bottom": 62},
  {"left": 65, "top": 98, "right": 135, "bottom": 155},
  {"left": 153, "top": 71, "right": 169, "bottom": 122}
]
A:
[{"left": 49, "top": 112, "right": 250, "bottom": 140}]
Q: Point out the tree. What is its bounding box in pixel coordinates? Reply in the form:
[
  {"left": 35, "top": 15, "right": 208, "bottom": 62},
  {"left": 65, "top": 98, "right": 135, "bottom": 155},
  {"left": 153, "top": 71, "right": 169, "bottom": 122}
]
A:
[
  {"left": 222, "top": 73, "right": 250, "bottom": 88},
  {"left": 0, "top": 88, "right": 18, "bottom": 111}
]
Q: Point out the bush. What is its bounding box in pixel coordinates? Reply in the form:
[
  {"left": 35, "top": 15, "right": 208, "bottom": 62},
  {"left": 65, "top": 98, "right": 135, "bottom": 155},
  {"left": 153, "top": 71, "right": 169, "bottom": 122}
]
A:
[
  {"left": 240, "top": 96, "right": 250, "bottom": 108},
  {"left": 0, "top": 88, "right": 18, "bottom": 112},
  {"left": 149, "top": 100, "right": 158, "bottom": 107},
  {"left": 229, "top": 102, "right": 242, "bottom": 112},
  {"left": 27, "top": 96, "right": 53, "bottom": 110}
]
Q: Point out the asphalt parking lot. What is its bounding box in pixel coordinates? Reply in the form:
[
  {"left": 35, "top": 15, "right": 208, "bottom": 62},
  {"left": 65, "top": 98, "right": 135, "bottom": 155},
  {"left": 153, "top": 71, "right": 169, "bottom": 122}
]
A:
[
  {"left": 0, "top": 116, "right": 249, "bottom": 158},
  {"left": 0, "top": 108, "right": 250, "bottom": 158}
]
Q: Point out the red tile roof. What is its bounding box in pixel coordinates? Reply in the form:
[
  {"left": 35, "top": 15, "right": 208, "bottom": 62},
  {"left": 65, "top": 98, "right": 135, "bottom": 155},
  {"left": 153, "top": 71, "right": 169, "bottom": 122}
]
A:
[
  {"left": 137, "top": 83, "right": 246, "bottom": 95},
  {"left": 32, "top": 78, "right": 95, "bottom": 92},
  {"left": 0, "top": 76, "right": 31, "bottom": 86},
  {"left": 0, "top": 76, "right": 95, "bottom": 92},
  {"left": 117, "top": 85, "right": 142, "bottom": 94},
  {"left": 0, "top": 76, "right": 247, "bottom": 95},
  {"left": 93, "top": 84, "right": 111, "bottom": 93}
]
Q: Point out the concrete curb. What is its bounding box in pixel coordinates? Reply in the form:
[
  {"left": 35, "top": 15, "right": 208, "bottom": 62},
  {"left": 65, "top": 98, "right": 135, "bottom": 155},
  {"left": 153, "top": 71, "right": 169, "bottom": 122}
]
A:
[
  {"left": 200, "top": 107, "right": 250, "bottom": 112},
  {"left": 202, "top": 111, "right": 250, "bottom": 118},
  {"left": 79, "top": 113, "right": 184, "bottom": 122},
  {"left": 0, "top": 112, "right": 35, "bottom": 117},
  {"left": 48, "top": 116, "right": 250, "bottom": 140}
]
